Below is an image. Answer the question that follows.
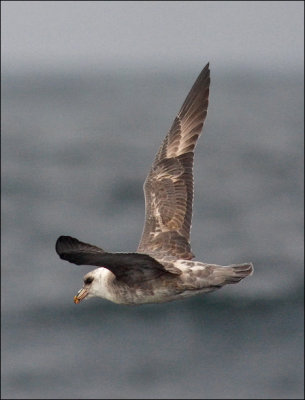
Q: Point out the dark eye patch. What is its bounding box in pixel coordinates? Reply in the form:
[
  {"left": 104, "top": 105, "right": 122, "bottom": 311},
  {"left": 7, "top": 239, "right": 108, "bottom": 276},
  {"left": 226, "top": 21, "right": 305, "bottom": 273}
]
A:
[{"left": 84, "top": 277, "right": 93, "bottom": 285}]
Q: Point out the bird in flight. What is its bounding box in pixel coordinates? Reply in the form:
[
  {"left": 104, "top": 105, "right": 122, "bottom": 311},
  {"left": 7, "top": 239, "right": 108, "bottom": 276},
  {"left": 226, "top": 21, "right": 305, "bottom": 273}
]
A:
[{"left": 56, "top": 63, "right": 253, "bottom": 305}]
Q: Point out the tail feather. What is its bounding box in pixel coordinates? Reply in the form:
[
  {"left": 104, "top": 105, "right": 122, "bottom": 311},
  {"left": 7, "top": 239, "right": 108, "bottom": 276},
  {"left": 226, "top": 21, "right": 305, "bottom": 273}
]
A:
[
  {"left": 221, "top": 262, "right": 254, "bottom": 284},
  {"left": 178, "top": 261, "right": 254, "bottom": 293}
]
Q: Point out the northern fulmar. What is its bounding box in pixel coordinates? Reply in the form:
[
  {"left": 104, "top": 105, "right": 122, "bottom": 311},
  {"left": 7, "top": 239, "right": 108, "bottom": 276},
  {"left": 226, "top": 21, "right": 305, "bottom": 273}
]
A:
[{"left": 55, "top": 63, "right": 253, "bottom": 305}]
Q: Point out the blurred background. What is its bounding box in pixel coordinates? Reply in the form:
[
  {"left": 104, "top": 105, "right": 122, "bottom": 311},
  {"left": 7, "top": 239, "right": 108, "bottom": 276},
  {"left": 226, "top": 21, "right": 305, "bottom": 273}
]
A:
[{"left": 2, "top": 2, "right": 304, "bottom": 399}]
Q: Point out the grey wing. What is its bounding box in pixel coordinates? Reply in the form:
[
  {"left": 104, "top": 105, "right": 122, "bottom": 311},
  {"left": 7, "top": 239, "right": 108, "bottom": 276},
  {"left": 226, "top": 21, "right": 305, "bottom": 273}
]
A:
[{"left": 137, "top": 63, "right": 210, "bottom": 260}]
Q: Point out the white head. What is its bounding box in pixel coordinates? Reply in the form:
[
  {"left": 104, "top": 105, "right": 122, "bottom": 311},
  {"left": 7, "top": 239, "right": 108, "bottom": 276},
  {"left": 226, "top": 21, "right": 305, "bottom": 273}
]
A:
[{"left": 73, "top": 267, "right": 112, "bottom": 304}]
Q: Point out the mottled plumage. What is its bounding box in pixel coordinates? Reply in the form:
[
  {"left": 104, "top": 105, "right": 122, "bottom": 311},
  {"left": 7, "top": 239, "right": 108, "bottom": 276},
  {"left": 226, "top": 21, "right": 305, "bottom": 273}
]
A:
[
  {"left": 55, "top": 63, "right": 253, "bottom": 305},
  {"left": 138, "top": 64, "right": 210, "bottom": 260}
]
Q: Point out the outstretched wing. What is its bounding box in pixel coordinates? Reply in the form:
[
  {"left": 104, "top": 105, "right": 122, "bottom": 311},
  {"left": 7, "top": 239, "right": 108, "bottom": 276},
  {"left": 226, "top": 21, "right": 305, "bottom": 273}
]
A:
[
  {"left": 56, "top": 235, "right": 106, "bottom": 266},
  {"left": 137, "top": 63, "right": 210, "bottom": 260},
  {"left": 56, "top": 236, "right": 181, "bottom": 286}
]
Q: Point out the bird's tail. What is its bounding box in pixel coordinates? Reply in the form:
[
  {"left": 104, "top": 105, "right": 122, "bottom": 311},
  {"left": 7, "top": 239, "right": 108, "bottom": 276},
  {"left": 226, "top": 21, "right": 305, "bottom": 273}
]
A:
[
  {"left": 216, "top": 262, "right": 254, "bottom": 284},
  {"left": 179, "top": 261, "right": 254, "bottom": 293}
]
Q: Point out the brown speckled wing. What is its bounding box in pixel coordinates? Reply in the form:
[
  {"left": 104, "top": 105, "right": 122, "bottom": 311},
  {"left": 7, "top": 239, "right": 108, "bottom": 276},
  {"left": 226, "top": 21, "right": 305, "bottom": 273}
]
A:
[{"left": 137, "top": 64, "right": 210, "bottom": 260}]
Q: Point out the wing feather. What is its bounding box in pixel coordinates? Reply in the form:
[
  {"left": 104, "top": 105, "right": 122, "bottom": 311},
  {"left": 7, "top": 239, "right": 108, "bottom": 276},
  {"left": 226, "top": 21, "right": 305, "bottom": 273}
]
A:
[
  {"left": 137, "top": 63, "right": 210, "bottom": 259},
  {"left": 56, "top": 236, "right": 181, "bottom": 286}
]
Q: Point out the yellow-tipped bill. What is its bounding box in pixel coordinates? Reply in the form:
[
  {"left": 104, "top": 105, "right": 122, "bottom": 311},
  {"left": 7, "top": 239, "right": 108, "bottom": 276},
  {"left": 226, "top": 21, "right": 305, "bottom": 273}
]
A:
[{"left": 73, "top": 288, "right": 88, "bottom": 304}]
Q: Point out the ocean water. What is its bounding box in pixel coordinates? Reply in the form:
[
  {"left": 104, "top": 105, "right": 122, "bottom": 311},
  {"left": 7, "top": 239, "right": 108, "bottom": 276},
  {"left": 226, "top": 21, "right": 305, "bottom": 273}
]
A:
[{"left": 2, "top": 65, "right": 304, "bottom": 399}]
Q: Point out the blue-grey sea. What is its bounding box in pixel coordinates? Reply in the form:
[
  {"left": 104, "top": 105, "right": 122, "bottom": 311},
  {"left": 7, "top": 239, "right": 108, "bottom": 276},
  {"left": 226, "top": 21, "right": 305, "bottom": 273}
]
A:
[{"left": 2, "top": 65, "right": 304, "bottom": 399}]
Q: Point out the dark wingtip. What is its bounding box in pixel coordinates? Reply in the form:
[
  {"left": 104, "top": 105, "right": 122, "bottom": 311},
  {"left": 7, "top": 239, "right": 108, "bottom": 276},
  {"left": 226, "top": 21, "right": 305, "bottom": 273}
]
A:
[
  {"left": 204, "top": 62, "right": 210, "bottom": 73},
  {"left": 55, "top": 235, "right": 80, "bottom": 257},
  {"left": 55, "top": 235, "right": 106, "bottom": 265}
]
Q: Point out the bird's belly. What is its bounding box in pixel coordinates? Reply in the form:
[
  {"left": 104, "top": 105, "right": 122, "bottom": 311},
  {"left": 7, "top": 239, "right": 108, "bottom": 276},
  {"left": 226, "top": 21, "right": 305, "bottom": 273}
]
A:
[
  {"left": 112, "top": 284, "right": 210, "bottom": 305},
  {"left": 118, "top": 288, "right": 180, "bottom": 305}
]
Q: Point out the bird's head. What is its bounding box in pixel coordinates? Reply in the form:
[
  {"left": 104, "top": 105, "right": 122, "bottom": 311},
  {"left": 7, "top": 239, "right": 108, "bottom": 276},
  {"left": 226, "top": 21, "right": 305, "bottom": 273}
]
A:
[{"left": 73, "top": 268, "right": 110, "bottom": 304}]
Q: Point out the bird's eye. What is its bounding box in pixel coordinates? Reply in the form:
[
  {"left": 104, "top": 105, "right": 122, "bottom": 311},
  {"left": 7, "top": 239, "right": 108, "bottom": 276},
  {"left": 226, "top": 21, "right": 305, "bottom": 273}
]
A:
[{"left": 84, "top": 277, "right": 93, "bottom": 285}]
